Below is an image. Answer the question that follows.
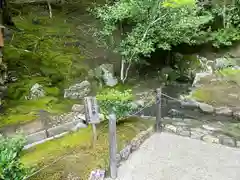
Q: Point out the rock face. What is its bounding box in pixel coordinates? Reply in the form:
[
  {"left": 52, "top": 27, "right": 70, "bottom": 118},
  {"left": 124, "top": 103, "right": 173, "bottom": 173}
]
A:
[
  {"left": 64, "top": 80, "right": 90, "bottom": 99},
  {"left": 89, "top": 64, "right": 118, "bottom": 87},
  {"left": 28, "top": 83, "right": 45, "bottom": 100}
]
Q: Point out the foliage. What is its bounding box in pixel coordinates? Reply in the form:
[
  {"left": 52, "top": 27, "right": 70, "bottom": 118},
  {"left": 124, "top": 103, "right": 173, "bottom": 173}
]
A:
[
  {"left": 21, "top": 118, "right": 154, "bottom": 180},
  {"left": 92, "top": 0, "right": 240, "bottom": 75},
  {"left": 5, "top": 13, "right": 84, "bottom": 89},
  {"left": 0, "top": 135, "right": 30, "bottom": 180},
  {"left": 1, "top": 7, "right": 89, "bottom": 126},
  {"left": 96, "top": 88, "right": 135, "bottom": 119}
]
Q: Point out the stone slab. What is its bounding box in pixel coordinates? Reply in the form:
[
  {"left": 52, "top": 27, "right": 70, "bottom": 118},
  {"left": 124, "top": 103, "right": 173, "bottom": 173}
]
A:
[
  {"left": 47, "top": 121, "right": 79, "bottom": 137},
  {"left": 26, "top": 130, "right": 47, "bottom": 144}
]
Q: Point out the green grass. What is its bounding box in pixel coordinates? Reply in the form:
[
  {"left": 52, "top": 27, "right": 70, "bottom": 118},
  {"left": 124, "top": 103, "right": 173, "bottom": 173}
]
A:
[{"left": 21, "top": 118, "right": 154, "bottom": 180}]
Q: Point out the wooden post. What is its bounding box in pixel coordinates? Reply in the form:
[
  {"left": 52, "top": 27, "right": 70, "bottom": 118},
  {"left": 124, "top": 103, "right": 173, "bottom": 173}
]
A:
[
  {"left": 155, "top": 88, "right": 162, "bottom": 132},
  {"left": 91, "top": 124, "right": 97, "bottom": 148},
  {"left": 84, "top": 96, "right": 100, "bottom": 148},
  {"left": 109, "top": 112, "right": 117, "bottom": 179},
  {"left": 38, "top": 110, "right": 50, "bottom": 138}
]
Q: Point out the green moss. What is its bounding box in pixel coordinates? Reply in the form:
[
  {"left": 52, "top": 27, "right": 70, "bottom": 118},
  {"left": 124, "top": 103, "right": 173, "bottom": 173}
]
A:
[
  {"left": 21, "top": 127, "right": 92, "bottom": 166},
  {"left": 44, "top": 87, "right": 60, "bottom": 97},
  {"left": 0, "top": 97, "right": 79, "bottom": 127},
  {"left": 7, "top": 77, "right": 52, "bottom": 100},
  {"left": 21, "top": 118, "right": 154, "bottom": 180},
  {"left": 1, "top": 5, "right": 94, "bottom": 127},
  {"left": 191, "top": 88, "right": 213, "bottom": 103},
  {"left": 217, "top": 68, "right": 240, "bottom": 85},
  {"left": 191, "top": 68, "right": 240, "bottom": 106},
  {"left": 0, "top": 114, "right": 37, "bottom": 127},
  {"left": 218, "top": 123, "right": 240, "bottom": 140}
]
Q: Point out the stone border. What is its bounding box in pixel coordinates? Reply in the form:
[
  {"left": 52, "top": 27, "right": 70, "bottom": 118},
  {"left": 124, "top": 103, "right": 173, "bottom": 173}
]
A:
[
  {"left": 90, "top": 126, "right": 155, "bottom": 180},
  {"left": 163, "top": 123, "right": 240, "bottom": 148},
  {"left": 24, "top": 120, "right": 87, "bottom": 149},
  {"left": 116, "top": 126, "right": 155, "bottom": 166}
]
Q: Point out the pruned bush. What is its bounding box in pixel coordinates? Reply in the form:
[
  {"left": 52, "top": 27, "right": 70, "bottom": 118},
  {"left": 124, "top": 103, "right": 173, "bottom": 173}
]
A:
[
  {"left": 0, "top": 135, "right": 30, "bottom": 180},
  {"left": 96, "top": 88, "right": 136, "bottom": 119}
]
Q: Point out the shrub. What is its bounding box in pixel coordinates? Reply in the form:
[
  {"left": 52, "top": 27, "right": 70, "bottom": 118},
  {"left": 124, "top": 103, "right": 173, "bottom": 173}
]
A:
[
  {"left": 0, "top": 135, "right": 30, "bottom": 180},
  {"left": 96, "top": 88, "right": 135, "bottom": 119}
]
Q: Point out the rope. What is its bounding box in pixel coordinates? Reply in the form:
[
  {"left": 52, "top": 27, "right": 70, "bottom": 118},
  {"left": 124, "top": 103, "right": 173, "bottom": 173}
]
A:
[
  {"left": 24, "top": 152, "right": 70, "bottom": 179},
  {"left": 24, "top": 90, "right": 193, "bottom": 179},
  {"left": 161, "top": 92, "right": 183, "bottom": 103}
]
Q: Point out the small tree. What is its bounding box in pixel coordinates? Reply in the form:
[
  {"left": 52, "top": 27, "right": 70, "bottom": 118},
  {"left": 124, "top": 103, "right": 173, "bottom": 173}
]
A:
[
  {"left": 92, "top": 0, "right": 240, "bottom": 83},
  {"left": 0, "top": 135, "right": 29, "bottom": 180}
]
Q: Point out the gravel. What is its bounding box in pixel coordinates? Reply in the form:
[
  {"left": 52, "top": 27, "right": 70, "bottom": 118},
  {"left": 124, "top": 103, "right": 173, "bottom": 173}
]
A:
[{"left": 116, "top": 133, "right": 240, "bottom": 180}]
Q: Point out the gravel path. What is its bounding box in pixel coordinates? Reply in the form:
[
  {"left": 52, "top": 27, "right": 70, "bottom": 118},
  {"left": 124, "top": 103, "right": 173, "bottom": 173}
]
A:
[{"left": 116, "top": 133, "right": 240, "bottom": 180}]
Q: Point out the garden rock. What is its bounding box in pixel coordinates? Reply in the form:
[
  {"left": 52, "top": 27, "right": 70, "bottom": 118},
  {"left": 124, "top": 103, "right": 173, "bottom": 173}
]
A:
[
  {"left": 164, "top": 124, "right": 177, "bottom": 133},
  {"left": 76, "top": 113, "right": 86, "bottom": 121},
  {"left": 64, "top": 80, "right": 90, "bottom": 99},
  {"left": 233, "top": 111, "right": 240, "bottom": 120},
  {"left": 28, "top": 83, "right": 45, "bottom": 100},
  {"left": 192, "top": 72, "right": 212, "bottom": 87},
  {"left": 190, "top": 128, "right": 210, "bottom": 140},
  {"left": 120, "top": 145, "right": 131, "bottom": 160},
  {"left": 218, "top": 135, "right": 236, "bottom": 147},
  {"left": 71, "top": 122, "right": 87, "bottom": 131},
  {"left": 89, "top": 169, "right": 105, "bottom": 180},
  {"left": 100, "top": 64, "right": 118, "bottom": 87},
  {"left": 181, "top": 99, "right": 199, "bottom": 109},
  {"left": 202, "top": 134, "right": 219, "bottom": 144},
  {"left": 202, "top": 124, "right": 220, "bottom": 131},
  {"left": 90, "top": 64, "right": 118, "bottom": 87},
  {"left": 176, "top": 126, "right": 190, "bottom": 137},
  {"left": 168, "top": 109, "right": 184, "bottom": 118},
  {"left": 215, "top": 107, "right": 232, "bottom": 116},
  {"left": 131, "top": 137, "right": 141, "bottom": 151},
  {"left": 198, "top": 103, "right": 214, "bottom": 113},
  {"left": 71, "top": 104, "right": 84, "bottom": 112},
  {"left": 134, "top": 100, "right": 145, "bottom": 107}
]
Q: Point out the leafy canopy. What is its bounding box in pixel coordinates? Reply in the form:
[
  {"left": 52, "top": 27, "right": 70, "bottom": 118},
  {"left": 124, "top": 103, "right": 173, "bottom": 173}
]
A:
[{"left": 93, "top": 0, "right": 240, "bottom": 64}]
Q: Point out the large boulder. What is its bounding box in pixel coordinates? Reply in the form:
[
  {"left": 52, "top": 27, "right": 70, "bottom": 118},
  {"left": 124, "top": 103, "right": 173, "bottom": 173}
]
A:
[
  {"left": 27, "top": 83, "right": 45, "bottom": 100},
  {"left": 89, "top": 64, "right": 118, "bottom": 87},
  {"left": 64, "top": 80, "right": 90, "bottom": 99}
]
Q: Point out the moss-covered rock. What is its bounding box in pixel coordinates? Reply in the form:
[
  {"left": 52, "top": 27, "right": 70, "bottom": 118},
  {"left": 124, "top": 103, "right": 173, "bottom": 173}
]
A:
[{"left": 191, "top": 68, "right": 240, "bottom": 107}]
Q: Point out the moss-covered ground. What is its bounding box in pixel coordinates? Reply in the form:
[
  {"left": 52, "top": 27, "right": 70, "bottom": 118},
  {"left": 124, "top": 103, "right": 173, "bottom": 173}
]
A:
[
  {"left": 191, "top": 68, "right": 240, "bottom": 107},
  {"left": 1, "top": 3, "right": 99, "bottom": 127},
  {"left": 21, "top": 117, "right": 154, "bottom": 180}
]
